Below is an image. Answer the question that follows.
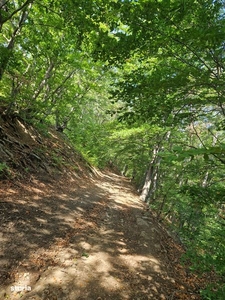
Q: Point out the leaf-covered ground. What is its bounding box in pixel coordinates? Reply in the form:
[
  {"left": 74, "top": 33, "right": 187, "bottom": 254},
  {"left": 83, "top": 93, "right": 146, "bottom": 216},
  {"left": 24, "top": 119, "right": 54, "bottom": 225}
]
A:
[
  {"left": 0, "top": 116, "right": 206, "bottom": 299},
  {"left": 0, "top": 169, "right": 206, "bottom": 300}
]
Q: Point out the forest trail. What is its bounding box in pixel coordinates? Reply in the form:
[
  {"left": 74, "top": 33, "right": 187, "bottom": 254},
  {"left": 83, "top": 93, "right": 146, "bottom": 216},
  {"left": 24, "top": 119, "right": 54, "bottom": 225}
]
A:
[{"left": 0, "top": 170, "right": 201, "bottom": 300}]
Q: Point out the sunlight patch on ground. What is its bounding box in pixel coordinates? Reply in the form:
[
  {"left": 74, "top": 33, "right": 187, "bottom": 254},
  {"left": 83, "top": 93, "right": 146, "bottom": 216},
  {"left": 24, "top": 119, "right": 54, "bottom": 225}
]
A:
[
  {"left": 99, "top": 228, "right": 115, "bottom": 236},
  {"left": 35, "top": 217, "right": 48, "bottom": 224},
  {"left": 114, "top": 195, "right": 140, "bottom": 207},
  {"left": 95, "top": 181, "right": 142, "bottom": 209},
  {"left": 2, "top": 188, "right": 17, "bottom": 195},
  {"left": 32, "top": 195, "right": 42, "bottom": 200},
  {"left": 86, "top": 253, "right": 124, "bottom": 292},
  {"left": 100, "top": 274, "right": 123, "bottom": 292},
  {"left": 18, "top": 250, "right": 125, "bottom": 298},
  {"left": 39, "top": 228, "right": 51, "bottom": 235},
  {"left": 79, "top": 241, "right": 92, "bottom": 251},
  {"left": 119, "top": 254, "right": 162, "bottom": 273},
  {"left": 17, "top": 119, "right": 37, "bottom": 142},
  {"left": 87, "top": 252, "right": 112, "bottom": 273}
]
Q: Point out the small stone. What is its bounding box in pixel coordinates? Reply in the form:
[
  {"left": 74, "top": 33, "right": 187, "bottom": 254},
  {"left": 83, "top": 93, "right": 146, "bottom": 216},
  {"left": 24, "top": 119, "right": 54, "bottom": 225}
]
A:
[{"left": 136, "top": 218, "right": 149, "bottom": 227}]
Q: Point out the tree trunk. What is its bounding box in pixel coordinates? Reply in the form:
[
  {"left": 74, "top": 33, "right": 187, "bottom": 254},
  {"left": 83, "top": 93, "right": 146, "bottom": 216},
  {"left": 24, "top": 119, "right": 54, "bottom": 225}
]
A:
[
  {"left": 140, "top": 131, "right": 171, "bottom": 203},
  {"left": 32, "top": 60, "right": 55, "bottom": 101},
  {"left": 140, "top": 145, "right": 160, "bottom": 203},
  {"left": 0, "top": 2, "right": 32, "bottom": 80}
]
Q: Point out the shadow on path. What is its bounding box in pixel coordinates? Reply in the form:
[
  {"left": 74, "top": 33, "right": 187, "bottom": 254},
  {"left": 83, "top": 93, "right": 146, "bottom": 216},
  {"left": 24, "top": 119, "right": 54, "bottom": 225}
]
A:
[{"left": 0, "top": 171, "right": 199, "bottom": 299}]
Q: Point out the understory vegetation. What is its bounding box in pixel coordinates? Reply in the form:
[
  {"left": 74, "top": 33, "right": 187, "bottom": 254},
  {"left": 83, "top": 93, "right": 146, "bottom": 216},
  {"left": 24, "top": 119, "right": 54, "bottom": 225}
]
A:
[{"left": 0, "top": 1, "right": 225, "bottom": 298}]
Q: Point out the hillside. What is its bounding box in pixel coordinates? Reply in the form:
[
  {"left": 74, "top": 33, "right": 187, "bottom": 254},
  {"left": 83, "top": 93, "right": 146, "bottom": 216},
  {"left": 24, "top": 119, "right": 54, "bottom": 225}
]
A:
[
  {"left": 0, "top": 113, "right": 92, "bottom": 181},
  {"left": 0, "top": 116, "right": 206, "bottom": 299}
]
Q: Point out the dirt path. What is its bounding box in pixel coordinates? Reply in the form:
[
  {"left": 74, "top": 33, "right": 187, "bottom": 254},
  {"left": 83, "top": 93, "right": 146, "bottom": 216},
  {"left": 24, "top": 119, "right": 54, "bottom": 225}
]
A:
[{"left": 0, "top": 170, "right": 201, "bottom": 299}]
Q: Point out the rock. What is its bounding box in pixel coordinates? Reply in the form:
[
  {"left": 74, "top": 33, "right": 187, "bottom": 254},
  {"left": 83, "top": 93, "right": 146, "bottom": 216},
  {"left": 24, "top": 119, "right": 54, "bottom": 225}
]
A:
[
  {"left": 136, "top": 218, "right": 149, "bottom": 227},
  {"left": 140, "top": 231, "right": 150, "bottom": 239}
]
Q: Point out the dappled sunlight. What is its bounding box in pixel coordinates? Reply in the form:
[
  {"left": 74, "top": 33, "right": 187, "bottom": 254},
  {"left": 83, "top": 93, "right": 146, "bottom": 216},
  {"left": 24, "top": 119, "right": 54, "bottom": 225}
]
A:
[
  {"left": 100, "top": 275, "right": 123, "bottom": 292},
  {"left": 9, "top": 237, "right": 165, "bottom": 298},
  {"left": 95, "top": 180, "right": 142, "bottom": 210},
  {"left": 88, "top": 252, "right": 112, "bottom": 273},
  {"left": 16, "top": 119, "right": 38, "bottom": 143},
  {"left": 118, "top": 254, "right": 161, "bottom": 272},
  {"left": 0, "top": 171, "right": 196, "bottom": 299},
  {"left": 79, "top": 241, "right": 92, "bottom": 251},
  {"left": 2, "top": 188, "right": 18, "bottom": 195},
  {"left": 113, "top": 194, "right": 141, "bottom": 208}
]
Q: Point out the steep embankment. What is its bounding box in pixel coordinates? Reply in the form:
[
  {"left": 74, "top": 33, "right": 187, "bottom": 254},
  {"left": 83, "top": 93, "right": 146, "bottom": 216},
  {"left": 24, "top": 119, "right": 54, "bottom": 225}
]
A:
[
  {"left": 0, "top": 116, "right": 205, "bottom": 299},
  {"left": 0, "top": 114, "right": 91, "bottom": 180}
]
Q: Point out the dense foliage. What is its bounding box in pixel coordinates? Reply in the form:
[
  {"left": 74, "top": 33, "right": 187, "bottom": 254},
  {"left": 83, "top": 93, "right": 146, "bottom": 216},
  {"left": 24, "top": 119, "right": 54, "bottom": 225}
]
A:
[{"left": 1, "top": 1, "right": 225, "bottom": 298}]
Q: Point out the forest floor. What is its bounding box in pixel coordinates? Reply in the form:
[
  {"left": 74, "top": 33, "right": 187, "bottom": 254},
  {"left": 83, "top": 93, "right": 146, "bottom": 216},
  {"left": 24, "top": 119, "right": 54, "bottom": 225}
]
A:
[
  {"left": 0, "top": 169, "right": 204, "bottom": 300},
  {"left": 0, "top": 115, "right": 205, "bottom": 299}
]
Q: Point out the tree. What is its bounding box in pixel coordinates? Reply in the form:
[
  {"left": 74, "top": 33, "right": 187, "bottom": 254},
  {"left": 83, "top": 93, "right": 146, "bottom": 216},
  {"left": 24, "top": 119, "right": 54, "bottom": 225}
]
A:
[
  {"left": 0, "top": 0, "right": 34, "bottom": 79},
  {"left": 103, "top": 1, "right": 225, "bottom": 296},
  {"left": 1, "top": 0, "right": 225, "bottom": 296},
  {"left": 0, "top": 0, "right": 130, "bottom": 124}
]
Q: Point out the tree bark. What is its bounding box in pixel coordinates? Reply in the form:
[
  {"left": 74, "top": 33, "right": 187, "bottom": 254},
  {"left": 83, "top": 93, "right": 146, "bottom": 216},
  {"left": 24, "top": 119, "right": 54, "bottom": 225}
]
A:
[
  {"left": 140, "top": 131, "right": 171, "bottom": 203},
  {"left": 0, "top": 2, "right": 32, "bottom": 80},
  {"left": 32, "top": 60, "right": 55, "bottom": 101},
  {"left": 140, "top": 145, "right": 160, "bottom": 203}
]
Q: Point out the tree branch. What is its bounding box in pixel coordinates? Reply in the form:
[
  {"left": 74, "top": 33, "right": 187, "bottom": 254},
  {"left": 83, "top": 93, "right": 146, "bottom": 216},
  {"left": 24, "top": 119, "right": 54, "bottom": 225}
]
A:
[{"left": 1, "top": 0, "right": 33, "bottom": 26}]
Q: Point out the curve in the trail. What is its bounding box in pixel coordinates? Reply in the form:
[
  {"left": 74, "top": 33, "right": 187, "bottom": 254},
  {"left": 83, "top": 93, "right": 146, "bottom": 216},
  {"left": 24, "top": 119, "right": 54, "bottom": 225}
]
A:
[{"left": 0, "top": 171, "right": 201, "bottom": 300}]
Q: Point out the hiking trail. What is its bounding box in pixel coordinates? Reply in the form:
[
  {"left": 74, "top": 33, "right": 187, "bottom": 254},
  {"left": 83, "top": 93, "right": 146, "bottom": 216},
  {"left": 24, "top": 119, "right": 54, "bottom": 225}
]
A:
[{"left": 0, "top": 169, "right": 202, "bottom": 299}]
